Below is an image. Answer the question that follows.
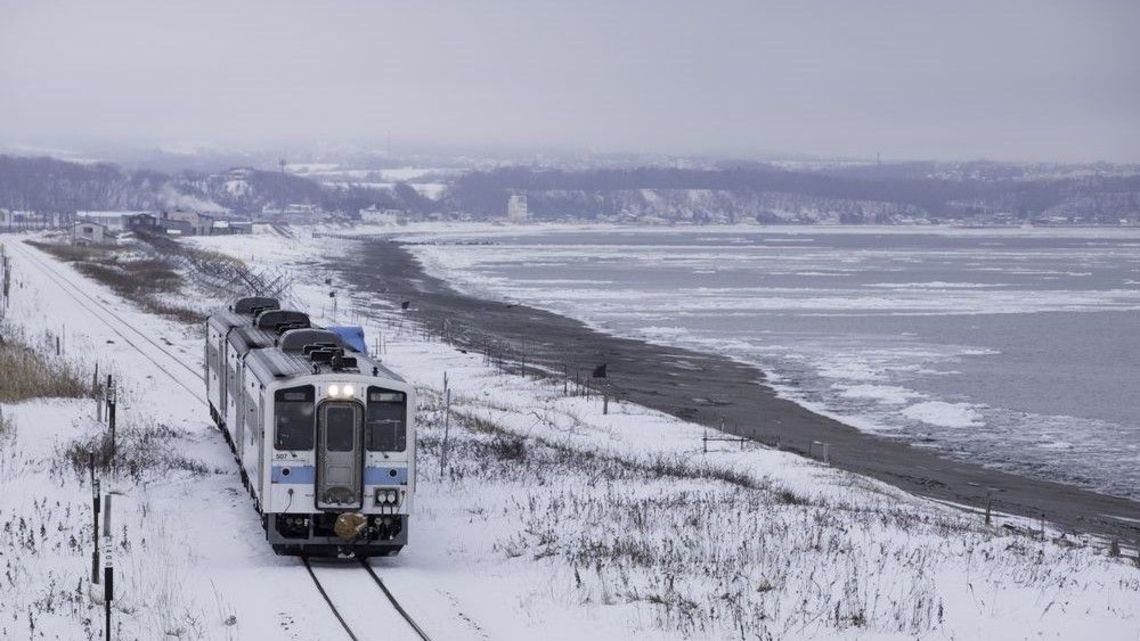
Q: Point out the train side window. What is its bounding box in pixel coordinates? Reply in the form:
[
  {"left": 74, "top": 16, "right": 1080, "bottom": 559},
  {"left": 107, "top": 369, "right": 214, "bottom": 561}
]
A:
[
  {"left": 365, "top": 387, "right": 406, "bottom": 452},
  {"left": 246, "top": 392, "right": 258, "bottom": 445},
  {"left": 275, "top": 386, "right": 315, "bottom": 450},
  {"left": 228, "top": 357, "right": 239, "bottom": 401}
]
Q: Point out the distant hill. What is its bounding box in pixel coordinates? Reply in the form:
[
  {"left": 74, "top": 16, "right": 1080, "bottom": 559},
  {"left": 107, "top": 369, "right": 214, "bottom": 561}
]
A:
[
  {"left": 445, "top": 164, "right": 1140, "bottom": 223},
  {"left": 3, "top": 154, "right": 1138, "bottom": 224},
  {"left": 0, "top": 155, "right": 416, "bottom": 216}
]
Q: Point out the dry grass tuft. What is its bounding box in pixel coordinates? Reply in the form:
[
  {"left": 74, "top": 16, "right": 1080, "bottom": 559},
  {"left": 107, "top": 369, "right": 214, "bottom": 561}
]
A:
[
  {"left": 56, "top": 420, "right": 211, "bottom": 483},
  {"left": 0, "top": 325, "right": 94, "bottom": 402}
]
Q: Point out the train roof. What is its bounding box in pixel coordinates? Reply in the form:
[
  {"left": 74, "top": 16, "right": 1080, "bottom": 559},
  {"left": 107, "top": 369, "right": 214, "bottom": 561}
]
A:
[
  {"left": 231, "top": 296, "right": 279, "bottom": 315},
  {"left": 209, "top": 300, "right": 404, "bottom": 386},
  {"left": 207, "top": 309, "right": 250, "bottom": 333},
  {"left": 227, "top": 325, "right": 277, "bottom": 354},
  {"left": 244, "top": 342, "right": 403, "bottom": 385},
  {"left": 207, "top": 296, "right": 283, "bottom": 334}
]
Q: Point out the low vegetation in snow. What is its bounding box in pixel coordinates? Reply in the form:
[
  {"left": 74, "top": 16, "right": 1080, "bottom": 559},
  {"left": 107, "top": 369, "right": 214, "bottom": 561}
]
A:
[
  {"left": 410, "top": 382, "right": 1140, "bottom": 640},
  {"left": 0, "top": 322, "right": 94, "bottom": 402}
]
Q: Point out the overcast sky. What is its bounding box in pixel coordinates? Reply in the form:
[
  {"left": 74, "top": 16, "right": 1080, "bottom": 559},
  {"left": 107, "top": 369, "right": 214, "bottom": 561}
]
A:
[{"left": 1, "top": 0, "right": 1138, "bottom": 162}]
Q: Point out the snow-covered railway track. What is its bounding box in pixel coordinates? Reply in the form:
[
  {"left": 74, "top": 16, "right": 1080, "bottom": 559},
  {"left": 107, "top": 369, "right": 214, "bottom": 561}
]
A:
[
  {"left": 17, "top": 241, "right": 437, "bottom": 640},
  {"left": 303, "top": 558, "right": 434, "bottom": 641},
  {"left": 13, "top": 241, "right": 207, "bottom": 402}
]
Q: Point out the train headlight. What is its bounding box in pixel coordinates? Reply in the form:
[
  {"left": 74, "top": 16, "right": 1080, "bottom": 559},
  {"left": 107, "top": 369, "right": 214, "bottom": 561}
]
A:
[
  {"left": 328, "top": 384, "right": 341, "bottom": 398},
  {"left": 342, "top": 384, "right": 355, "bottom": 398}
]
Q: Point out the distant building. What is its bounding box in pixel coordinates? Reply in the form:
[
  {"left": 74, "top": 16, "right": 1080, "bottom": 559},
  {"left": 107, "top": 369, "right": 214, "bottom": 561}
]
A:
[
  {"left": 206, "top": 219, "right": 251, "bottom": 235},
  {"left": 72, "top": 220, "right": 107, "bottom": 245},
  {"left": 3, "top": 210, "right": 42, "bottom": 230},
  {"left": 161, "top": 210, "right": 213, "bottom": 236},
  {"left": 161, "top": 218, "right": 194, "bottom": 236},
  {"left": 261, "top": 203, "right": 321, "bottom": 219},
  {"left": 359, "top": 206, "right": 402, "bottom": 225},
  {"left": 76, "top": 211, "right": 148, "bottom": 232},
  {"left": 124, "top": 212, "right": 158, "bottom": 232},
  {"left": 507, "top": 193, "right": 528, "bottom": 222}
]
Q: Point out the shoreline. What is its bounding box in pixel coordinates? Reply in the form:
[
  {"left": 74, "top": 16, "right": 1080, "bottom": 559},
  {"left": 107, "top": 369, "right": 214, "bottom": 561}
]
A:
[{"left": 334, "top": 237, "right": 1140, "bottom": 544}]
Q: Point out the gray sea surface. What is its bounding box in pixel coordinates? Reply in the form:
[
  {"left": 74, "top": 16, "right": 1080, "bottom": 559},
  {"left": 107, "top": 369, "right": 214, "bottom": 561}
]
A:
[{"left": 404, "top": 226, "right": 1140, "bottom": 499}]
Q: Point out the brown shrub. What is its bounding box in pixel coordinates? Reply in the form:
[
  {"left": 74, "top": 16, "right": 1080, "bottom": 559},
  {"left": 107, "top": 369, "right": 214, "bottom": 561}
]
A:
[
  {"left": 0, "top": 326, "right": 94, "bottom": 402},
  {"left": 26, "top": 240, "right": 205, "bottom": 324}
]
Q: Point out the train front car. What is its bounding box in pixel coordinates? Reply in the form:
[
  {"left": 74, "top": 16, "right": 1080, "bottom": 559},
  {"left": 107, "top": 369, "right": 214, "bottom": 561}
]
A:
[
  {"left": 206, "top": 298, "right": 416, "bottom": 558},
  {"left": 261, "top": 367, "right": 416, "bottom": 557}
]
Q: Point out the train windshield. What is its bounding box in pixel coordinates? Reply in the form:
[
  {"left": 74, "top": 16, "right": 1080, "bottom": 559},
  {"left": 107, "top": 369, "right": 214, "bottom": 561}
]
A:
[
  {"left": 366, "top": 388, "right": 406, "bottom": 452},
  {"left": 274, "top": 385, "right": 315, "bottom": 450},
  {"left": 325, "top": 405, "right": 357, "bottom": 452}
]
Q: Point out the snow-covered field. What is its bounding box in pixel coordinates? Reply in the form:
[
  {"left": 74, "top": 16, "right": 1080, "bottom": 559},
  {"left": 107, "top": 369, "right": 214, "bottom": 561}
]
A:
[{"left": 2, "top": 229, "right": 1139, "bottom": 640}]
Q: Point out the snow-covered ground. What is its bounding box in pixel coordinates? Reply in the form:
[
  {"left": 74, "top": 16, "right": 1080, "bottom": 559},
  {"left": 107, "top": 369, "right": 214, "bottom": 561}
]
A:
[{"left": 2, "top": 229, "right": 1139, "bottom": 640}]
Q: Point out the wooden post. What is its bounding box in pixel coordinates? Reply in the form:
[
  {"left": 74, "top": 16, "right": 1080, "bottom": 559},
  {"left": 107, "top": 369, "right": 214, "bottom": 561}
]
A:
[
  {"left": 984, "top": 494, "right": 992, "bottom": 526},
  {"left": 107, "top": 379, "right": 117, "bottom": 463},
  {"left": 603, "top": 394, "right": 609, "bottom": 415},
  {"left": 439, "top": 389, "right": 451, "bottom": 478}
]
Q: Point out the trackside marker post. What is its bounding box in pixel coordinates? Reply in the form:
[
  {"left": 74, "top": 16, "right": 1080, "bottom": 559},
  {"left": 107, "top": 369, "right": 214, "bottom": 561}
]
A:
[
  {"left": 103, "top": 493, "right": 113, "bottom": 641},
  {"left": 91, "top": 474, "right": 100, "bottom": 584}
]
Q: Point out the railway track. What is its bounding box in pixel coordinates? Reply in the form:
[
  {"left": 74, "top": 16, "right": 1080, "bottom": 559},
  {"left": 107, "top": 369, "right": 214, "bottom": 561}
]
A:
[
  {"left": 14, "top": 240, "right": 435, "bottom": 641},
  {"left": 12, "top": 241, "right": 207, "bottom": 401},
  {"left": 304, "top": 558, "right": 434, "bottom": 641}
]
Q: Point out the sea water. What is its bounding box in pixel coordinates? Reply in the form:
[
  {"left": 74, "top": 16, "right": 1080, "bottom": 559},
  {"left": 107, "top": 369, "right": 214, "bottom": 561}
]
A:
[{"left": 404, "top": 226, "right": 1140, "bottom": 499}]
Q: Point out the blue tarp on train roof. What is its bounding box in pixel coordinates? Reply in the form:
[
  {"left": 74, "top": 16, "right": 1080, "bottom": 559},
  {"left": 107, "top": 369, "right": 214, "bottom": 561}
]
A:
[{"left": 326, "top": 326, "right": 367, "bottom": 355}]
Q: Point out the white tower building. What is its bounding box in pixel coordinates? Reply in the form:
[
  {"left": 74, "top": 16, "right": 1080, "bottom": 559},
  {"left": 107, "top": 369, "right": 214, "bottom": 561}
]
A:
[{"left": 507, "top": 193, "right": 528, "bottom": 223}]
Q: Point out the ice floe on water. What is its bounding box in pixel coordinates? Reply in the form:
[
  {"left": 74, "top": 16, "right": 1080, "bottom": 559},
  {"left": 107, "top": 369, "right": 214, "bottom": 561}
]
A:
[
  {"left": 863, "top": 281, "right": 1004, "bottom": 289},
  {"left": 836, "top": 384, "right": 923, "bottom": 405},
  {"left": 901, "top": 401, "right": 985, "bottom": 428},
  {"left": 397, "top": 225, "right": 1140, "bottom": 500}
]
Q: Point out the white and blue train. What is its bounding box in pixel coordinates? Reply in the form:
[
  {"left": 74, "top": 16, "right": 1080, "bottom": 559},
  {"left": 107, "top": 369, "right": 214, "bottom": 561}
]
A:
[{"left": 205, "top": 296, "right": 415, "bottom": 557}]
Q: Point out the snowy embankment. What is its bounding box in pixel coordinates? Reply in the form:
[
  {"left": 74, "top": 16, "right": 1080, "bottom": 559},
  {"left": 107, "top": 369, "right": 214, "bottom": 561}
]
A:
[{"left": 1, "top": 229, "right": 1138, "bottom": 640}]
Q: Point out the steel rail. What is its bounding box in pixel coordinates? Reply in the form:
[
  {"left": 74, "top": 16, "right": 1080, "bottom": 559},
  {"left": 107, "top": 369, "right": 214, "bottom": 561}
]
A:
[
  {"left": 302, "top": 557, "right": 361, "bottom": 641},
  {"left": 360, "top": 561, "right": 434, "bottom": 641},
  {"left": 13, "top": 242, "right": 206, "bottom": 402}
]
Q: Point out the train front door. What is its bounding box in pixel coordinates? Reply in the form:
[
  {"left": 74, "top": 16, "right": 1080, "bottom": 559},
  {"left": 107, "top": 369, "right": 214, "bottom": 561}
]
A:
[{"left": 315, "top": 402, "right": 363, "bottom": 510}]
